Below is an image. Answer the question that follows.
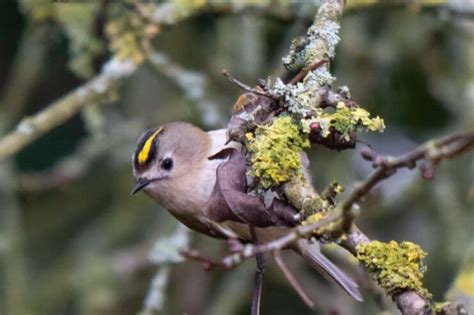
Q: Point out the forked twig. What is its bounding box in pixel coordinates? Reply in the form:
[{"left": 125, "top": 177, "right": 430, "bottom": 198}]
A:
[{"left": 222, "top": 69, "right": 278, "bottom": 100}]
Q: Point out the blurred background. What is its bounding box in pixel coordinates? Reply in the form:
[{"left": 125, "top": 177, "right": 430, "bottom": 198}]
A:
[{"left": 0, "top": 1, "right": 473, "bottom": 315}]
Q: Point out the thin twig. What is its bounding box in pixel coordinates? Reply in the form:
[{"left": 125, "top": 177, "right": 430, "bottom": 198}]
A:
[
  {"left": 182, "top": 212, "right": 339, "bottom": 270},
  {"left": 273, "top": 250, "right": 315, "bottom": 309},
  {"left": 334, "top": 130, "right": 474, "bottom": 235},
  {"left": 180, "top": 248, "right": 233, "bottom": 270},
  {"left": 250, "top": 226, "right": 264, "bottom": 315},
  {"left": 287, "top": 59, "right": 329, "bottom": 85},
  {"left": 0, "top": 73, "right": 120, "bottom": 161},
  {"left": 222, "top": 69, "right": 278, "bottom": 100}
]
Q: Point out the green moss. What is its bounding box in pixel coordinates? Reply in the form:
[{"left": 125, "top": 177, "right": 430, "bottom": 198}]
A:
[
  {"left": 356, "top": 240, "right": 431, "bottom": 299},
  {"left": 298, "top": 182, "right": 345, "bottom": 226},
  {"left": 247, "top": 116, "right": 309, "bottom": 189}
]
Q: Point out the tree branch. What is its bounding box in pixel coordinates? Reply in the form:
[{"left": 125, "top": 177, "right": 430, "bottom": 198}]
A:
[
  {"left": 0, "top": 62, "right": 133, "bottom": 161},
  {"left": 183, "top": 130, "right": 474, "bottom": 314},
  {"left": 333, "top": 130, "right": 474, "bottom": 235},
  {"left": 222, "top": 69, "right": 278, "bottom": 100}
]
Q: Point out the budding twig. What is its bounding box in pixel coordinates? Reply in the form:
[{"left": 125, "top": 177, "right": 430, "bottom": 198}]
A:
[
  {"left": 221, "top": 69, "right": 278, "bottom": 100},
  {"left": 333, "top": 130, "right": 474, "bottom": 235}
]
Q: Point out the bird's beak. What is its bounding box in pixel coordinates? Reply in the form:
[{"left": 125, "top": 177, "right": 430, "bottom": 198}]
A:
[{"left": 131, "top": 177, "right": 151, "bottom": 195}]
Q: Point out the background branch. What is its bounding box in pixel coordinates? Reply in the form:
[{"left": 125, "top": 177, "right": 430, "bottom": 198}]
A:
[{"left": 0, "top": 64, "right": 130, "bottom": 161}]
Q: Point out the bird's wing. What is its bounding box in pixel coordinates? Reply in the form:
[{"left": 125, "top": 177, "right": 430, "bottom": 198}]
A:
[
  {"left": 206, "top": 148, "right": 296, "bottom": 228},
  {"left": 206, "top": 147, "right": 363, "bottom": 301}
]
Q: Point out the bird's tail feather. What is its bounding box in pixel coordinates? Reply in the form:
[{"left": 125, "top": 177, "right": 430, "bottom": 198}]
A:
[{"left": 294, "top": 240, "right": 363, "bottom": 302}]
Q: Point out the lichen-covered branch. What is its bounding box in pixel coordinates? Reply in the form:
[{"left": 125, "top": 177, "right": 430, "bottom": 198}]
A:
[
  {"left": 183, "top": 131, "right": 474, "bottom": 258},
  {"left": 179, "top": 0, "right": 474, "bottom": 313},
  {"left": 184, "top": 129, "right": 474, "bottom": 314},
  {"left": 17, "top": 118, "right": 141, "bottom": 192},
  {"left": 0, "top": 61, "right": 133, "bottom": 161},
  {"left": 272, "top": 0, "right": 345, "bottom": 117}
]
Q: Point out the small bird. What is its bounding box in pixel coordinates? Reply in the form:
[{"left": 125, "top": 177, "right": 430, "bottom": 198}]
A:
[{"left": 131, "top": 121, "right": 362, "bottom": 301}]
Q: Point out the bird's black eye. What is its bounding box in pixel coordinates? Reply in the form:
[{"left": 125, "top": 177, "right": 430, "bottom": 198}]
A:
[{"left": 161, "top": 158, "right": 173, "bottom": 170}]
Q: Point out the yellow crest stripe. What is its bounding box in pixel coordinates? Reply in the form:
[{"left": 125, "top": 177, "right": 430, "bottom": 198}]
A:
[{"left": 138, "top": 127, "right": 163, "bottom": 165}]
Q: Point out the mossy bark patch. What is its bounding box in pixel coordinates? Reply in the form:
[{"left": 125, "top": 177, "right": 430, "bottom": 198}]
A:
[
  {"left": 303, "top": 102, "right": 385, "bottom": 141},
  {"left": 356, "top": 240, "right": 431, "bottom": 299},
  {"left": 247, "top": 116, "right": 309, "bottom": 189}
]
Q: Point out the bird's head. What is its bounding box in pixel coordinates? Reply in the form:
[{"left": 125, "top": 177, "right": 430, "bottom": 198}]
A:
[{"left": 131, "top": 122, "right": 210, "bottom": 196}]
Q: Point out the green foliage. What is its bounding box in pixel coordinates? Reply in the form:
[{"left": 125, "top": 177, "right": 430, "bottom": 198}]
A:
[
  {"left": 357, "top": 240, "right": 431, "bottom": 299},
  {"left": 247, "top": 116, "right": 309, "bottom": 189}
]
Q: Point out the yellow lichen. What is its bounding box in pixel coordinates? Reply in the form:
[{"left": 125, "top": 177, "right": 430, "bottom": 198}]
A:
[
  {"left": 302, "top": 210, "right": 326, "bottom": 224},
  {"left": 356, "top": 240, "right": 431, "bottom": 299},
  {"left": 247, "top": 116, "right": 309, "bottom": 189},
  {"left": 105, "top": 4, "right": 159, "bottom": 65},
  {"left": 433, "top": 302, "right": 454, "bottom": 314},
  {"left": 331, "top": 181, "right": 344, "bottom": 193},
  {"left": 301, "top": 210, "right": 329, "bottom": 234},
  {"left": 305, "top": 102, "right": 385, "bottom": 140}
]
